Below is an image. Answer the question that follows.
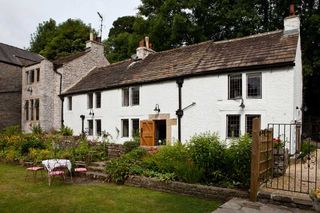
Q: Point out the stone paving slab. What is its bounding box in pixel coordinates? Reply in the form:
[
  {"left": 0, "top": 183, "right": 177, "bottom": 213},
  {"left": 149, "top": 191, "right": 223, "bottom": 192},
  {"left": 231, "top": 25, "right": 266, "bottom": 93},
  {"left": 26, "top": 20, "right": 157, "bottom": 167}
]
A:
[{"left": 212, "top": 198, "right": 315, "bottom": 213}]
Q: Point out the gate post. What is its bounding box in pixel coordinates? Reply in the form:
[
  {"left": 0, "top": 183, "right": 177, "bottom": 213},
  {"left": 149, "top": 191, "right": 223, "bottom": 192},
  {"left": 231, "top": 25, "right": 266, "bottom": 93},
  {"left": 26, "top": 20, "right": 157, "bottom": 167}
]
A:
[{"left": 250, "top": 118, "right": 261, "bottom": 202}]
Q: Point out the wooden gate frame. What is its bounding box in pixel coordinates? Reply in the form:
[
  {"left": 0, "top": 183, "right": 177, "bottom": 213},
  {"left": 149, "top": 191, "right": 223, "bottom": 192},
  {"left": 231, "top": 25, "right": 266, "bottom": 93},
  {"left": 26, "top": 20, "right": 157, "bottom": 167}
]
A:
[{"left": 250, "top": 118, "right": 273, "bottom": 201}]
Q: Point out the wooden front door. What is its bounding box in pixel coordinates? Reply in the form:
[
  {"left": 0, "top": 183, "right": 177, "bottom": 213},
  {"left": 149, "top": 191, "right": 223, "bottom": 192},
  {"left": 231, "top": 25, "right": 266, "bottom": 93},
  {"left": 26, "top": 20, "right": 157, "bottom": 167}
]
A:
[{"left": 140, "top": 120, "right": 155, "bottom": 146}]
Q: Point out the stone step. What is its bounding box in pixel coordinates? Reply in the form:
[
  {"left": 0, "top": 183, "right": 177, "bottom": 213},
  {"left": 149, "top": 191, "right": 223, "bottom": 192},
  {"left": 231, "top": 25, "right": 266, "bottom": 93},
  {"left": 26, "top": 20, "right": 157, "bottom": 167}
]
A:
[
  {"left": 87, "top": 165, "right": 105, "bottom": 173},
  {"left": 89, "top": 161, "right": 106, "bottom": 167},
  {"left": 86, "top": 171, "right": 109, "bottom": 181}
]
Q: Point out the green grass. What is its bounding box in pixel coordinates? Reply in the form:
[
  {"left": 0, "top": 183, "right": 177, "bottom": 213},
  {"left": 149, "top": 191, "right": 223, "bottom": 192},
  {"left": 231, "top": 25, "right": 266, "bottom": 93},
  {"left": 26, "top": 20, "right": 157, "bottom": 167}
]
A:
[{"left": 0, "top": 163, "right": 220, "bottom": 213}]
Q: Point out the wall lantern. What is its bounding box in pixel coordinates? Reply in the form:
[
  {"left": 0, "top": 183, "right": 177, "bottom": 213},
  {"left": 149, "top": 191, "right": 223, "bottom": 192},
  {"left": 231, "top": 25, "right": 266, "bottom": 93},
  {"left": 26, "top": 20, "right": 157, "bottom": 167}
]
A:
[
  {"left": 239, "top": 98, "right": 245, "bottom": 109},
  {"left": 154, "top": 104, "right": 160, "bottom": 113},
  {"left": 89, "top": 109, "right": 95, "bottom": 116}
]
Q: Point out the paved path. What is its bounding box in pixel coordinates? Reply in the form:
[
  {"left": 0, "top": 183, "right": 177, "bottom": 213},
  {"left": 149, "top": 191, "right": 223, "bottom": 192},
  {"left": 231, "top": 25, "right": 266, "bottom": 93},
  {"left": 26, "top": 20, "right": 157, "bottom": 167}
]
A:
[{"left": 212, "top": 198, "right": 315, "bottom": 213}]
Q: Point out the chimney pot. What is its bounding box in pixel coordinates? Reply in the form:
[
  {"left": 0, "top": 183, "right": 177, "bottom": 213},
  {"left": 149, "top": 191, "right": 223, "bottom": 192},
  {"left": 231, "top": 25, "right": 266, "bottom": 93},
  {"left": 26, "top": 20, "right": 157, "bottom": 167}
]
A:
[
  {"left": 290, "top": 3, "right": 295, "bottom": 16},
  {"left": 139, "top": 39, "right": 145, "bottom": 47},
  {"left": 145, "top": 36, "right": 150, "bottom": 49},
  {"left": 90, "top": 32, "right": 94, "bottom": 41}
]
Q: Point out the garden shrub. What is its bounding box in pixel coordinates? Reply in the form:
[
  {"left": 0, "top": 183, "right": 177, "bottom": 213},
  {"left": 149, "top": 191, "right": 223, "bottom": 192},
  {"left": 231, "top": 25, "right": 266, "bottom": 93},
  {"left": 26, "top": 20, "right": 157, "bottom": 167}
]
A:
[
  {"left": 225, "top": 134, "right": 252, "bottom": 187},
  {"left": 106, "top": 147, "right": 147, "bottom": 184},
  {"left": 0, "top": 125, "right": 21, "bottom": 136},
  {"left": 142, "top": 169, "right": 176, "bottom": 181},
  {"left": 143, "top": 143, "right": 203, "bottom": 183},
  {"left": 31, "top": 124, "right": 43, "bottom": 135},
  {"left": 299, "top": 141, "right": 317, "bottom": 159},
  {"left": 187, "top": 132, "right": 226, "bottom": 183},
  {"left": 20, "top": 136, "right": 46, "bottom": 155},
  {"left": 59, "top": 126, "right": 74, "bottom": 136},
  {"left": 123, "top": 140, "right": 140, "bottom": 153},
  {"left": 144, "top": 143, "right": 189, "bottom": 173}
]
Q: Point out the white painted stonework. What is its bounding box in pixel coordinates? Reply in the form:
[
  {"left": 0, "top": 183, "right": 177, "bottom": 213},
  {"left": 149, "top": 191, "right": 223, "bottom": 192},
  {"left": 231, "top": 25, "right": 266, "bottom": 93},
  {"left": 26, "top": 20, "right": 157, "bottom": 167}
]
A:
[{"left": 64, "top": 64, "right": 302, "bottom": 144}]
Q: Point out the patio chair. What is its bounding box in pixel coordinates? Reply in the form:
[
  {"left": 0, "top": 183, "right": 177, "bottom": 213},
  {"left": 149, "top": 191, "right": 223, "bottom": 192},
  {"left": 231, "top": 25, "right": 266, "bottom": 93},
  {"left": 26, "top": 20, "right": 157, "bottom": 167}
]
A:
[
  {"left": 48, "top": 162, "right": 68, "bottom": 186},
  {"left": 25, "top": 162, "right": 45, "bottom": 181},
  {"left": 74, "top": 164, "right": 87, "bottom": 183}
]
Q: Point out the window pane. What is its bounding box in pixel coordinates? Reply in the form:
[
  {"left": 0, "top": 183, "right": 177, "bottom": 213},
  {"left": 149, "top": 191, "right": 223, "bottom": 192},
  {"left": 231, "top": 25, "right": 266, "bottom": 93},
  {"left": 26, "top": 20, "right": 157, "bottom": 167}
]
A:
[
  {"left": 131, "top": 87, "right": 140, "bottom": 105},
  {"left": 88, "top": 93, "right": 93, "bottom": 109},
  {"left": 36, "top": 68, "right": 40, "bottom": 82},
  {"left": 229, "top": 74, "right": 242, "bottom": 99},
  {"left": 132, "top": 119, "right": 139, "bottom": 137},
  {"left": 96, "top": 92, "right": 101, "bottom": 108},
  {"left": 227, "top": 115, "right": 240, "bottom": 137},
  {"left": 30, "top": 70, "right": 34, "bottom": 83},
  {"left": 88, "top": 120, "right": 93, "bottom": 136},
  {"left": 35, "top": 99, "right": 39, "bottom": 121},
  {"left": 122, "top": 119, "right": 129, "bottom": 137},
  {"left": 30, "top": 100, "right": 34, "bottom": 120},
  {"left": 247, "top": 73, "right": 261, "bottom": 98},
  {"left": 96, "top": 120, "right": 101, "bottom": 136},
  {"left": 26, "top": 71, "right": 29, "bottom": 84},
  {"left": 246, "top": 115, "right": 261, "bottom": 135},
  {"left": 68, "top": 96, "right": 72, "bottom": 111},
  {"left": 25, "top": 101, "right": 29, "bottom": 120},
  {"left": 122, "top": 88, "right": 129, "bottom": 106}
]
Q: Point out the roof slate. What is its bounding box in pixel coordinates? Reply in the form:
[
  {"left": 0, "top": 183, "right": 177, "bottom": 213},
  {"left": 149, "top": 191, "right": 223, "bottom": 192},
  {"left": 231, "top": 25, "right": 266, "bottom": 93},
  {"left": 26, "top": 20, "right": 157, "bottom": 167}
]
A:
[
  {"left": 64, "top": 30, "right": 299, "bottom": 95},
  {"left": 53, "top": 50, "right": 89, "bottom": 68},
  {"left": 0, "top": 43, "right": 43, "bottom": 66}
]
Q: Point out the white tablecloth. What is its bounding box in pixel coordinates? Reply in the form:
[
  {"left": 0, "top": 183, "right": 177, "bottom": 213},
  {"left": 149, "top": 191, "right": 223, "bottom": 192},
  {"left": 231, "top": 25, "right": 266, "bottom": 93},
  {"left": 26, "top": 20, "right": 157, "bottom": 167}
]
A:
[{"left": 42, "top": 159, "right": 72, "bottom": 172}]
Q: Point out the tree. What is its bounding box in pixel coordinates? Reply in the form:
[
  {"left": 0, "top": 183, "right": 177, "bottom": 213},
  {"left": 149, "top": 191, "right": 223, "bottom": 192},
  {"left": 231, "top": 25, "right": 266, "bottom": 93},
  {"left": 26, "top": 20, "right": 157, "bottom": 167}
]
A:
[
  {"left": 104, "top": 16, "right": 148, "bottom": 63},
  {"left": 29, "top": 19, "right": 57, "bottom": 54},
  {"left": 29, "top": 19, "right": 94, "bottom": 60}
]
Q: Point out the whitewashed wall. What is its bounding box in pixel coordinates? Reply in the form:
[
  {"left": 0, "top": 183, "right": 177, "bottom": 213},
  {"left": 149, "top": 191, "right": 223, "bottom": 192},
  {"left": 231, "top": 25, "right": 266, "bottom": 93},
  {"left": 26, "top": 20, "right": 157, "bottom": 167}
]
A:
[{"left": 64, "top": 65, "right": 300, "bottom": 144}]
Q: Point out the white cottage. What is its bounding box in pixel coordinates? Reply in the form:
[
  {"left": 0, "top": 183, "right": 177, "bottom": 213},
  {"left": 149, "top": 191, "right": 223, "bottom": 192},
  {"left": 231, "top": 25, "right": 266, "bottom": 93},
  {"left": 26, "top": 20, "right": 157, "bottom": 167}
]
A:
[{"left": 62, "top": 15, "right": 302, "bottom": 145}]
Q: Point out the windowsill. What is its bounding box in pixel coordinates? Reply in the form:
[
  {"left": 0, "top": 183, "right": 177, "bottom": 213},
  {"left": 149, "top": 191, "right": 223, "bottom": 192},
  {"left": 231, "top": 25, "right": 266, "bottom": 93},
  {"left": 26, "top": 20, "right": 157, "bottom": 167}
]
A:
[
  {"left": 246, "top": 97, "right": 262, "bottom": 99},
  {"left": 228, "top": 97, "right": 242, "bottom": 100}
]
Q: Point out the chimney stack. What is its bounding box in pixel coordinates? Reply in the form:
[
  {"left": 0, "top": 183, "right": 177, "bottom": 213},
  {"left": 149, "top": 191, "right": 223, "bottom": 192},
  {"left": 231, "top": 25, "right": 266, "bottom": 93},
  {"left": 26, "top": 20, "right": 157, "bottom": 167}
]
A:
[
  {"left": 284, "top": 2, "right": 300, "bottom": 34},
  {"left": 136, "top": 36, "right": 155, "bottom": 60}
]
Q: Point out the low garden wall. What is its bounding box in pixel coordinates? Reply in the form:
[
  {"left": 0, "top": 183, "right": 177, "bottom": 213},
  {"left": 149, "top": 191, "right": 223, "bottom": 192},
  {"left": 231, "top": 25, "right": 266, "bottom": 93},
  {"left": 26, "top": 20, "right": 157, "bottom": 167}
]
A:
[{"left": 126, "top": 175, "right": 249, "bottom": 201}]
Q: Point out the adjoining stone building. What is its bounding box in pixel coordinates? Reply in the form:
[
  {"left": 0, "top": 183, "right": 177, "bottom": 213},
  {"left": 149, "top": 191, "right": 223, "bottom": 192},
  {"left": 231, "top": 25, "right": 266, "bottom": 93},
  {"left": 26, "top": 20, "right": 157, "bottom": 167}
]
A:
[
  {"left": 21, "top": 36, "right": 109, "bottom": 132},
  {"left": 0, "top": 43, "right": 42, "bottom": 130}
]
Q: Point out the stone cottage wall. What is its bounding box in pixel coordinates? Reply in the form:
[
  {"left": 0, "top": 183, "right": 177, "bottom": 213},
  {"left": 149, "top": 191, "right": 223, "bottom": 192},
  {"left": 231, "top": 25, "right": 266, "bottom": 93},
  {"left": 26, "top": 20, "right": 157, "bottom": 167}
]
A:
[
  {"left": 0, "top": 62, "right": 22, "bottom": 130},
  {"left": 53, "top": 41, "right": 109, "bottom": 129}
]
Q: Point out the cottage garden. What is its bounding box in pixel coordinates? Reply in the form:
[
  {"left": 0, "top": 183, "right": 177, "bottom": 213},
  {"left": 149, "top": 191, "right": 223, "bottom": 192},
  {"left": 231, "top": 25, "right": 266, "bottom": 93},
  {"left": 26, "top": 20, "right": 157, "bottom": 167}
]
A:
[
  {"left": 0, "top": 125, "right": 252, "bottom": 188},
  {"left": 0, "top": 125, "right": 254, "bottom": 211}
]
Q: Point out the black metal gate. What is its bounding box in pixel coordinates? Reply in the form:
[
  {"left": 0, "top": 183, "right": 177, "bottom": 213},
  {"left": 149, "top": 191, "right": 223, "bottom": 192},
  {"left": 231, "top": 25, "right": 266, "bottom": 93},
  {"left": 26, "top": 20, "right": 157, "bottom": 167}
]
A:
[{"left": 262, "top": 122, "right": 318, "bottom": 194}]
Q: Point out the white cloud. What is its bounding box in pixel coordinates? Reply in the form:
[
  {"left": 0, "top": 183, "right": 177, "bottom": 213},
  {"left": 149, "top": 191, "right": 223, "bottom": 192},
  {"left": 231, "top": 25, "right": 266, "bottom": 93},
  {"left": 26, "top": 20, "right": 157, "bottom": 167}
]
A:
[{"left": 0, "top": 0, "right": 141, "bottom": 49}]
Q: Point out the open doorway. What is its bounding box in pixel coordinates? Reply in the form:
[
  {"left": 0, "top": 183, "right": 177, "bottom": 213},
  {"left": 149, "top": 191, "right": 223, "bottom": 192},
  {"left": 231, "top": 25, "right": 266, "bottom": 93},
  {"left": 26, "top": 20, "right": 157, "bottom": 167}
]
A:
[{"left": 155, "top": 120, "right": 166, "bottom": 145}]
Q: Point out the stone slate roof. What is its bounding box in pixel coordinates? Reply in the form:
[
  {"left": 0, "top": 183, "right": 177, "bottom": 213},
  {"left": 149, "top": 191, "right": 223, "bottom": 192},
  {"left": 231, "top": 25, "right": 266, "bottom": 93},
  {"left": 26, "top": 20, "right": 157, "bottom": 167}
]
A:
[
  {"left": 64, "top": 30, "right": 299, "bottom": 95},
  {"left": 0, "top": 43, "right": 43, "bottom": 66},
  {"left": 53, "top": 50, "right": 89, "bottom": 68}
]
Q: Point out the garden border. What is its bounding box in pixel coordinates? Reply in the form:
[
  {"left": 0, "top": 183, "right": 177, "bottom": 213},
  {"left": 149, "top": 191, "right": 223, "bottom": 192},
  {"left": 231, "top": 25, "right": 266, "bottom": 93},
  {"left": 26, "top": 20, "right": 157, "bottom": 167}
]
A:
[{"left": 125, "top": 175, "right": 249, "bottom": 201}]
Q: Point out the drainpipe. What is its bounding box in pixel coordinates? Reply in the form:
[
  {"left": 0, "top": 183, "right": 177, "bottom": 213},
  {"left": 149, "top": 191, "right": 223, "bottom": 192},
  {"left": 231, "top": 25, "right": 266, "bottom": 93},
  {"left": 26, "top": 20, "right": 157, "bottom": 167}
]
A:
[
  {"left": 53, "top": 67, "right": 64, "bottom": 127},
  {"left": 176, "top": 78, "right": 184, "bottom": 142}
]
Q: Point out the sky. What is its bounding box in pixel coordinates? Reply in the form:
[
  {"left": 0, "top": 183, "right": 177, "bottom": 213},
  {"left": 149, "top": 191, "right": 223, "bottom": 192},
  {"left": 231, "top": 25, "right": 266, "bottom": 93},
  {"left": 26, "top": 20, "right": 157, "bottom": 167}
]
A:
[{"left": 0, "top": 0, "right": 141, "bottom": 49}]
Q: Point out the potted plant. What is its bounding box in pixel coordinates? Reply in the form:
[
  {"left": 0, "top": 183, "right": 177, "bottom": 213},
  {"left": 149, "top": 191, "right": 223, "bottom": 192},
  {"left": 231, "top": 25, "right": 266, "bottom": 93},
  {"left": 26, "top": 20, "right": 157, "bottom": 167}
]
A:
[{"left": 310, "top": 188, "right": 320, "bottom": 212}]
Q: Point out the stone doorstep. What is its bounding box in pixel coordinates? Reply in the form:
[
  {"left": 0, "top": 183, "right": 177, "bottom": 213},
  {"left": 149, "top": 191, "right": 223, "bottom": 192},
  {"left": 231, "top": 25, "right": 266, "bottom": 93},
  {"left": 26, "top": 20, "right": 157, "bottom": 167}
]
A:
[
  {"left": 89, "top": 161, "right": 106, "bottom": 167},
  {"left": 258, "top": 190, "right": 313, "bottom": 210}
]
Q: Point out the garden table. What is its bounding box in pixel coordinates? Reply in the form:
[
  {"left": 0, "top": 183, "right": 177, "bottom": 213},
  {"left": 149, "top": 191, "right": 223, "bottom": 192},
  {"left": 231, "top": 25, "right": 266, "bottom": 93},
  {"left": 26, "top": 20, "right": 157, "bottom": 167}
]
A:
[
  {"left": 42, "top": 159, "right": 72, "bottom": 172},
  {"left": 42, "top": 159, "right": 72, "bottom": 185}
]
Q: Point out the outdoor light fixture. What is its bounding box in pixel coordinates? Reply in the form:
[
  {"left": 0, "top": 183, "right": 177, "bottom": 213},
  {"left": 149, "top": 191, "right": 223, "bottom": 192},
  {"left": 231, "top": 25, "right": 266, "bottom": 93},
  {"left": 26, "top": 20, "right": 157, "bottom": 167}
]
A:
[
  {"left": 239, "top": 98, "right": 245, "bottom": 109},
  {"left": 89, "top": 109, "right": 94, "bottom": 116},
  {"left": 27, "top": 87, "right": 33, "bottom": 93},
  {"left": 154, "top": 104, "right": 160, "bottom": 113}
]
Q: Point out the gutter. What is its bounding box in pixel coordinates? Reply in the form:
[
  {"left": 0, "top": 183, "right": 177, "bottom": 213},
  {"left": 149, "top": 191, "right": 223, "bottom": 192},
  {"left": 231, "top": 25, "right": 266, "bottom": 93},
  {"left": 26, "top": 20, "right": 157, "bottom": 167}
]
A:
[{"left": 53, "top": 67, "right": 64, "bottom": 127}]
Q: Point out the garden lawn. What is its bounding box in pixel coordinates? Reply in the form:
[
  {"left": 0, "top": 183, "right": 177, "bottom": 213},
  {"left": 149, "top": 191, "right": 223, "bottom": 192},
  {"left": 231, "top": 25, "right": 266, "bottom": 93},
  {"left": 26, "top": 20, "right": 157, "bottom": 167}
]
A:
[{"left": 0, "top": 163, "right": 220, "bottom": 213}]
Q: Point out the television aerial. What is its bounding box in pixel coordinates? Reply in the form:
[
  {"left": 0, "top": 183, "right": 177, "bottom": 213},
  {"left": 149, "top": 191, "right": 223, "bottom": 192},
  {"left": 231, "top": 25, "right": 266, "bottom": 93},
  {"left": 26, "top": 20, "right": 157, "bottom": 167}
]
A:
[{"left": 97, "top": 12, "right": 103, "bottom": 38}]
